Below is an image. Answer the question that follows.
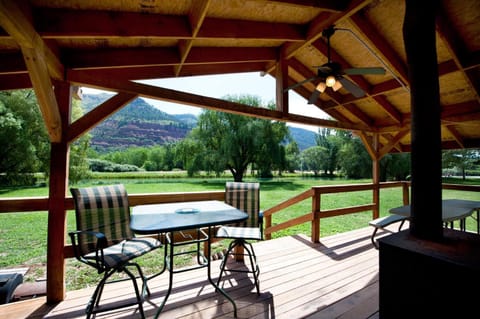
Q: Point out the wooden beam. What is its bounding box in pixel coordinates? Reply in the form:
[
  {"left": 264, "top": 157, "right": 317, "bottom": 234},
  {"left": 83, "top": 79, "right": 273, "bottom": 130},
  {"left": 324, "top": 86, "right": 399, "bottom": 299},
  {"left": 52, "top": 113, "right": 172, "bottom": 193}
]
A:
[
  {"left": 175, "top": 0, "right": 211, "bottom": 76},
  {"left": 378, "top": 129, "right": 410, "bottom": 158},
  {"left": 350, "top": 12, "right": 409, "bottom": 85},
  {"left": 69, "top": 72, "right": 373, "bottom": 132},
  {"left": 282, "top": 0, "right": 372, "bottom": 60},
  {"left": 68, "top": 92, "right": 138, "bottom": 143},
  {"left": 66, "top": 47, "right": 276, "bottom": 69},
  {"left": 358, "top": 131, "right": 376, "bottom": 159},
  {"left": 436, "top": 4, "right": 480, "bottom": 103},
  {"left": 46, "top": 81, "right": 71, "bottom": 303},
  {"left": 0, "top": 1, "right": 63, "bottom": 79},
  {"left": 276, "top": 56, "right": 289, "bottom": 114},
  {"left": 268, "top": 0, "right": 347, "bottom": 11},
  {"left": 443, "top": 125, "right": 464, "bottom": 148},
  {"left": 36, "top": 8, "right": 304, "bottom": 42},
  {"left": 0, "top": 0, "right": 63, "bottom": 142}
]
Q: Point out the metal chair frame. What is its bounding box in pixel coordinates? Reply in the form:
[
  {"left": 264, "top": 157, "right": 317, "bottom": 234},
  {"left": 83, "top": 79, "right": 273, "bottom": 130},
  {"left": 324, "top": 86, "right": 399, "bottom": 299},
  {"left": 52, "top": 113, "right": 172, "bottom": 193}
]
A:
[
  {"left": 69, "top": 184, "right": 161, "bottom": 319},
  {"left": 216, "top": 182, "right": 263, "bottom": 295}
]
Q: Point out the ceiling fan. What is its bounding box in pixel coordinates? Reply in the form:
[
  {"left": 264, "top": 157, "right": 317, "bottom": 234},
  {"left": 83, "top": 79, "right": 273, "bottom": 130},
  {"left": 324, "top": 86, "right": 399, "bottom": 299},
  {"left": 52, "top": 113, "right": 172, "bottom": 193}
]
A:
[{"left": 286, "top": 26, "right": 386, "bottom": 103}]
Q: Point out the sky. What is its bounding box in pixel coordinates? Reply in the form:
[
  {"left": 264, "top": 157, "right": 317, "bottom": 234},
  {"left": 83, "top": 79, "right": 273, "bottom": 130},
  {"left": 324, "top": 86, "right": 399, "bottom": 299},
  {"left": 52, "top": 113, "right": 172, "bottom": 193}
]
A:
[{"left": 81, "top": 72, "right": 328, "bottom": 132}]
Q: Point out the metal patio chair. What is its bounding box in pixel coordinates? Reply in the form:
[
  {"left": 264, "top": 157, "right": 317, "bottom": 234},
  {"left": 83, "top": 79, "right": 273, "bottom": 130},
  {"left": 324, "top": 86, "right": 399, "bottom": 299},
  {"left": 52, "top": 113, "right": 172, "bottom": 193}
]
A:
[
  {"left": 69, "top": 184, "right": 161, "bottom": 319},
  {"left": 215, "top": 181, "right": 263, "bottom": 294}
]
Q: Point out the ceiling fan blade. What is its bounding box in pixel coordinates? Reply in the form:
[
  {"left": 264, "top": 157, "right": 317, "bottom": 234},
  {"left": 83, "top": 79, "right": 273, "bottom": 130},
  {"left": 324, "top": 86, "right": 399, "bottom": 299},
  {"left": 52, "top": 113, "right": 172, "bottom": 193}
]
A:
[
  {"left": 344, "top": 67, "right": 386, "bottom": 75},
  {"left": 284, "top": 76, "right": 317, "bottom": 92},
  {"left": 338, "top": 77, "right": 365, "bottom": 97},
  {"left": 307, "top": 89, "right": 321, "bottom": 104}
]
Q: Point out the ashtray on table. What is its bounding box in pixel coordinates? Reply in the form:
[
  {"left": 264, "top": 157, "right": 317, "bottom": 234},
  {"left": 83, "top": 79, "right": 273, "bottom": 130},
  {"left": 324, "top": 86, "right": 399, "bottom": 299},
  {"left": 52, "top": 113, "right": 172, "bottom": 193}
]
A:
[{"left": 175, "top": 208, "right": 200, "bottom": 214}]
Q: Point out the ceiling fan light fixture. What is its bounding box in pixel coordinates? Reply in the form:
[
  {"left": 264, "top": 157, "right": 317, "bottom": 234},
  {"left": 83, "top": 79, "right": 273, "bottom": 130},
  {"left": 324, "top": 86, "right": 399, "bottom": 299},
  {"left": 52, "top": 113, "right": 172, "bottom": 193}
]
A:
[
  {"left": 332, "top": 80, "right": 342, "bottom": 91},
  {"left": 316, "top": 82, "right": 327, "bottom": 93},
  {"left": 325, "top": 75, "right": 336, "bottom": 87}
]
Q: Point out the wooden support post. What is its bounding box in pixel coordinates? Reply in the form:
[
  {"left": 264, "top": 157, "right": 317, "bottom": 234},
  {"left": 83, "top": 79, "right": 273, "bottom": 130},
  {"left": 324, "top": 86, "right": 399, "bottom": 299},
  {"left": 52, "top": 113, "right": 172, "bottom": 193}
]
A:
[
  {"left": 311, "top": 188, "right": 321, "bottom": 243},
  {"left": 46, "top": 82, "right": 71, "bottom": 303},
  {"left": 275, "top": 56, "right": 289, "bottom": 115},
  {"left": 402, "top": 182, "right": 410, "bottom": 205},
  {"left": 372, "top": 133, "right": 380, "bottom": 219},
  {"left": 403, "top": 0, "right": 443, "bottom": 240}
]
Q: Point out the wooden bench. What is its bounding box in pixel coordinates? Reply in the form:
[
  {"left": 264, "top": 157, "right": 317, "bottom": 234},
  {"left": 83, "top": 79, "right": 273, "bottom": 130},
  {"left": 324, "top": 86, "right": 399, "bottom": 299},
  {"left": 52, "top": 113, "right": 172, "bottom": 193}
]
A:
[{"left": 369, "top": 214, "right": 408, "bottom": 249}]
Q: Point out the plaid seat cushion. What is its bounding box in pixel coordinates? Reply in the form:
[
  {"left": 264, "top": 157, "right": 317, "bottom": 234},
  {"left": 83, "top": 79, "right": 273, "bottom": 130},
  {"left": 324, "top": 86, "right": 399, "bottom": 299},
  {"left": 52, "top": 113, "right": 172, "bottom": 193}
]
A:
[
  {"left": 85, "top": 237, "right": 161, "bottom": 269},
  {"left": 216, "top": 226, "right": 262, "bottom": 240}
]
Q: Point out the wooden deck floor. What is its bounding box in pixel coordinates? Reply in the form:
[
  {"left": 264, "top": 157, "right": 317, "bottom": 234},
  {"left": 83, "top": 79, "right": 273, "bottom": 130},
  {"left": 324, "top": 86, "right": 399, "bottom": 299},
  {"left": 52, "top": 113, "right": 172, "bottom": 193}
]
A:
[{"left": 2, "top": 225, "right": 395, "bottom": 319}]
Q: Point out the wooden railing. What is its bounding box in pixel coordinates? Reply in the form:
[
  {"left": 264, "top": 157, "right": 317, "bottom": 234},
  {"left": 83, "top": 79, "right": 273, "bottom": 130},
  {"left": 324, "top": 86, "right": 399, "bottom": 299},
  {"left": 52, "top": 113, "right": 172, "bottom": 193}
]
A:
[
  {"left": 1, "top": 181, "right": 479, "bottom": 253},
  {"left": 263, "top": 181, "right": 480, "bottom": 242}
]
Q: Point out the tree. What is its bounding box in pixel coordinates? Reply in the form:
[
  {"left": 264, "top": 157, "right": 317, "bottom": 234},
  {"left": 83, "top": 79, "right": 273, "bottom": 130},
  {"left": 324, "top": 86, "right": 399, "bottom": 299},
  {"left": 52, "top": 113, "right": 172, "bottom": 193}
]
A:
[
  {"left": 187, "top": 95, "right": 289, "bottom": 181},
  {"left": 379, "top": 153, "right": 411, "bottom": 181},
  {"left": 337, "top": 137, "right": 372, "bottom": 178},
  {"left": 315, "top": 128, "right": 342, "bottom": 175},
  {"left": 442, "top": 149, "right": 479, "bottom": 180},
  {"left": 69, "top": 98, "right": 91, "bottom": 183},
  {"left": 0, "top": 90, "right": 49, "bottom": 185},
  {"left": 284, "top": 140, "right": 300, "bottom": 173},
  {"left": 301, "top": 146, "right": 328, "bottom": 176}
]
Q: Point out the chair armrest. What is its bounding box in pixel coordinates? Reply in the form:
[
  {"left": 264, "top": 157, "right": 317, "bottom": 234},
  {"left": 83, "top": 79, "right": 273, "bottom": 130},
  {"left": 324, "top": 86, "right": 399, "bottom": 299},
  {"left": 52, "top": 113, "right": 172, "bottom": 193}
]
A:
[{"left": 68, "top": 230, "right": 108, "bottom": 270}]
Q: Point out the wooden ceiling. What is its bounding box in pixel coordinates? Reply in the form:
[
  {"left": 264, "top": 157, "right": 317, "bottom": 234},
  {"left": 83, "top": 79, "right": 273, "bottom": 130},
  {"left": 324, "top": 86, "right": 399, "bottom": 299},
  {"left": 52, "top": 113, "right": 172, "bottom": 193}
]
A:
[{"left": 0, "top": 0, "right": 479, "bottom": 153}]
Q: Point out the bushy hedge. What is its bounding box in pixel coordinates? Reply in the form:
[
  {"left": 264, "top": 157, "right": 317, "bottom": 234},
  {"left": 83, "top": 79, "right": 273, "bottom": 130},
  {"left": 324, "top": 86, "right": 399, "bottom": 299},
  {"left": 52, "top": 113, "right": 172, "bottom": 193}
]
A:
[{"left": 88, "top": 158, "right": 142, "bottom": 172}]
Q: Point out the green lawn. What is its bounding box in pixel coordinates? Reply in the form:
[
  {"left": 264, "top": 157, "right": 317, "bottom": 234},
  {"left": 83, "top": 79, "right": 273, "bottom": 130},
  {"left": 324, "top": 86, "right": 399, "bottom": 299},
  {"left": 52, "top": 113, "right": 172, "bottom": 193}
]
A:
[{"left": 1, "top": 175, "right": 479, "bottom": 290}]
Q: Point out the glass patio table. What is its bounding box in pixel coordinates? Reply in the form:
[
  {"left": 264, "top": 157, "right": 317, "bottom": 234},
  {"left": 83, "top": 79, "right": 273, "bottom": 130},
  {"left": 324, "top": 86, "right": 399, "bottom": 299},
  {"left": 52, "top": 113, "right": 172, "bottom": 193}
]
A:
[{"left": 130, "top": 200, "right": 248, "bottom": 318}]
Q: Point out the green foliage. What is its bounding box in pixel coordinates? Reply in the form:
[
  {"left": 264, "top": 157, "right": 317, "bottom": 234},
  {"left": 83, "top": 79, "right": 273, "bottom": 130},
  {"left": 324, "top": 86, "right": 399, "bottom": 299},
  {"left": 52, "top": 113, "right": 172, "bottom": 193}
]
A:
[
  {"left": 380, "top": 153, "right": 411, "bottom": 181},
  {"left": 284, "top": 140, "right": 300, "bottom": 172},
  {"left": 315, "top": 128, "right": 343, "bottom": 175},
  {"left": 0, "top": 90, "right": 49, "bottom": 185},
  {"left": 301, "top": 146, "right": 328, "bottom": 175},
  {"left": 442, "top": 149, "right": 480, "bottom": 180},
  {"left": 183, "top": 95, "right": 290, "bottom": 181},
  {"left": 88, "top": 158, "right": 142, "bottom": 172},
  {"left": 338, "top": 137, "right": 372, "bottom": 178}
]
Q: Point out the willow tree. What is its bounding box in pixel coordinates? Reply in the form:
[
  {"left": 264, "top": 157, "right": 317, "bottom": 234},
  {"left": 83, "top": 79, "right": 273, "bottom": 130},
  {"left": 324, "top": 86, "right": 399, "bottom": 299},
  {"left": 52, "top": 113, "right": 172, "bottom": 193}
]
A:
[{"left": 188, "top": 94, "right": 290, "bottom": 182}]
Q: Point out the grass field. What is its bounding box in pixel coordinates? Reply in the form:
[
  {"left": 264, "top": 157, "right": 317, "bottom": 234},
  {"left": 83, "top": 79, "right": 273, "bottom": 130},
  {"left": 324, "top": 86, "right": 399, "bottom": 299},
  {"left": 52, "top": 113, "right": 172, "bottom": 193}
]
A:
[{"left": 0, "top": 175, "right": 479, "bottom": 291}]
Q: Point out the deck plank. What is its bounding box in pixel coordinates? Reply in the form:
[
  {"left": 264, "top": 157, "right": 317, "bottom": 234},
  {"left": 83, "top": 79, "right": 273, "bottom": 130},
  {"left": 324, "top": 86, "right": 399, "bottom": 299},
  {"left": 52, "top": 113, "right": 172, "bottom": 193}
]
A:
[{"left": 0, "top": 226, "right": 394, "bottom": 319}]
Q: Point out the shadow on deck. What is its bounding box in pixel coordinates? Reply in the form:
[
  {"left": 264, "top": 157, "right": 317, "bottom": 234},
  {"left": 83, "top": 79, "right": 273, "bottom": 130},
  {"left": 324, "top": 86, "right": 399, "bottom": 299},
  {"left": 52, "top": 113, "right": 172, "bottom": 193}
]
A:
[{"left": 2, "top": 226, "right": 391, "bottom": 319}]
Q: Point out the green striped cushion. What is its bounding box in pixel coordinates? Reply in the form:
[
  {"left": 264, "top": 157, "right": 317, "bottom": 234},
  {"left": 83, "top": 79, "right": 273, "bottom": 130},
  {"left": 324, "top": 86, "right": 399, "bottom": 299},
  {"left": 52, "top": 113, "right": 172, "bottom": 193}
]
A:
[
  {"left": 225, "top": 182, "right": 260, "bottom": 228},
  {"left": 84, "top": 237, "right": 161, "bottom": 269},
  {"left": 71, "top": 184, "right": 134, "bottom": 256}
]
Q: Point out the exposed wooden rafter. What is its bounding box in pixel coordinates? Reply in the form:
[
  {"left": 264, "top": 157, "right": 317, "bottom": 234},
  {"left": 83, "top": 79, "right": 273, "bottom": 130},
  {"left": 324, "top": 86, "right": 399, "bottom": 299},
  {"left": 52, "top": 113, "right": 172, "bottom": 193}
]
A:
[{"left": 0, "top": 0, "right": 63, "bottom": 142}]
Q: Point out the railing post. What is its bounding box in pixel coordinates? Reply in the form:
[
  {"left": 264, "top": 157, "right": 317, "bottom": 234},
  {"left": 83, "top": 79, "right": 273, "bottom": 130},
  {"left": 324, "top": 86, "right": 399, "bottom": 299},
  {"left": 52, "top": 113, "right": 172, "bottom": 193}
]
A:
[
  {"left": 311, "top": 188, "right": 321, "bottom": 243},
  {"left": 265, "top": 213, "right": 272, "bottom": 240},
  {"left": 402, "top": 182, "right": 410, "bottom": 205}
]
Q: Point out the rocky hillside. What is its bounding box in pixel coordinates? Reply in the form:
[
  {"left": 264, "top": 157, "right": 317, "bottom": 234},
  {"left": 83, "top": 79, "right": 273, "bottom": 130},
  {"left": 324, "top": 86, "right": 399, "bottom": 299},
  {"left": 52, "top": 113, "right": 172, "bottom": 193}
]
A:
[{"left": 81, "top": 93, "right": 197, "bottom": 152}]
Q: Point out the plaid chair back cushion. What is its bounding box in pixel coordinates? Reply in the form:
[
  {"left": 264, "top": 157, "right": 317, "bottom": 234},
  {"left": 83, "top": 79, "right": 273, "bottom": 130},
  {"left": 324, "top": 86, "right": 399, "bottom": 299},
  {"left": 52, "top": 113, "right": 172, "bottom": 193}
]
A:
[
  {"left": 225, "top": 182, "right": 260, "bottom": 228},
  {"left": 71, "top": 184, "right": 134, "bottom": 256}
]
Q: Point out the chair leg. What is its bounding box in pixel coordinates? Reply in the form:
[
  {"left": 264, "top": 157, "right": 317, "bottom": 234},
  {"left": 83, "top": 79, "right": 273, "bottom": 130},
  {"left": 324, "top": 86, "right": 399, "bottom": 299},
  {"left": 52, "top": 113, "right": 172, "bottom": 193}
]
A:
[
  {"left": 131, "top": 262, "right": 151, "bottom": 297},
  {"left": 243, "top": 242, "right": 260, "bottom": 295},
  {"left": 86, "top": 265, "right": 147, "bottom": 319},
  {"left": 124, "top": 266, "right": 146, "bottom": 319},
  {"left": 217, "top": 239, "right": 260, "bottom": 295},
  {"left": 87, "top": 269, "right": 116, "bottom": 318},
  {"left": 216, "top": 240, "right": 238, "bottom": 289}
]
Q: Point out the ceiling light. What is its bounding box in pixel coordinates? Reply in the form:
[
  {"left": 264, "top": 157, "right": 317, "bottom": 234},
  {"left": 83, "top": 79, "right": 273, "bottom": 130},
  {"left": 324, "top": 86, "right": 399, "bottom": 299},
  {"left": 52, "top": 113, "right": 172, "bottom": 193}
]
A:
[
  {"left": 325, "top": 75, "right": 336, "bottom": 87},
  {"left": 316, "top": 82, "right": 327, "bottom": 93},
  {"left": 332, "top": 80, "right": 342, "bottom": 91}
]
